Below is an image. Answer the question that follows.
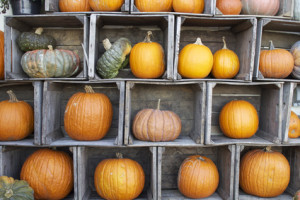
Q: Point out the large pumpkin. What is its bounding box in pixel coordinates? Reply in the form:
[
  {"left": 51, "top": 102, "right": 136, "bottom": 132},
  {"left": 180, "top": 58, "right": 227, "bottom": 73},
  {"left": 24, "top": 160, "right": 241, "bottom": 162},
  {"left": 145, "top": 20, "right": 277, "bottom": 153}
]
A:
[
  {"left": 94, "top": 153, "right": 145, "bottom": 200},
  {"left": 178, "top": 155, "right": 219, "bottom": 198},
  {"left": 132, "top": 99, "right": 182, "bottom": 142},
  {"left": 64, "top": 85, "right": 113, "bottom": 141},
  {"left": 89, "top": 0, "right": 124, "bottom": 11},
  {"left": 0, "top": 176, "right": 34, "bottom": 200},
  {"left": 216, "top": 0, "right": 242, "bottom": 15},
  {"left": 0, "top": 30, "right": 4, "bottom": 80},
  {"left": 0, "top": 90, "right": 34, "bottom": 141},
  {"left": 173, "top": 0, "right": 204, "bottom": 13},
  {"left": 290, "top": 41, "right": 300, "bottom": 79},
  {"left": 59, "top": 0, "right": 91, "bottom": 12},
  {"left": 240, "top": 147, "right": 290, "bottom": 197},
  {"left": 241, "top": 0, "right": 280, "bottom": 15},
  {"left": 178, "top": 37, "right": 213, "bottom": 79},
  {"left": 130, "top": 31, "right": 165, "bottom": 79},
  {"left": 288, "top": 111, "right": 300, "bottom": 138},
  {"left": 20, "top": 149, "right": 74, "bottom": 200},
  {"left": 135, "top": 0, "right": 172, "bottom": 12}
]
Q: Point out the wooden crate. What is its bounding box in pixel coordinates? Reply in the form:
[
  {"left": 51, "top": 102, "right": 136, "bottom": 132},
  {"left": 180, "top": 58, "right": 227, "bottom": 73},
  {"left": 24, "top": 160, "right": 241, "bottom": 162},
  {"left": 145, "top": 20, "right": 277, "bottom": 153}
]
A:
[
  {"left": 42, "top": 81, "right": 125, "bottom": 146},
  {"left": 124, "top": 81, "right": 206, "bottom": 146},
  {"left": 89, "top": 14, "right": 174, "bottom": 81},
  {"left": 157, "top": 146, "right": 235, "bottom": 200},
  {"left": 4, "top": 15, "right": 89, "bottom": 81},
  {"left": 174, "top": 17, "right": 257, "bottom": 82},
  {"left": 235, "top": 145, "right": 300, "bottom": 199},
  {"left": 206, "top": 82, "right": 283, "bottom": 145},
  {"left": 76, "top": 146, "right": 157, "bottom": 200},
  {"left": 254, "top": 19, "right": 300, "bottom": 81}
]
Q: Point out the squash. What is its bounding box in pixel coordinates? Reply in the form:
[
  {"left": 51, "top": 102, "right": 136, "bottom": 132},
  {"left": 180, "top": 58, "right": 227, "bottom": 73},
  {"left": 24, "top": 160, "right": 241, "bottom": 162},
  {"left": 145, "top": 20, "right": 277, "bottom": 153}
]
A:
[
  {"left": 240, "top": 147, "right": 290, "bottom": 197},
  {"left": 59, "top": 0, "right": 91, "bottom": 12},
  {"left": 295, "top": 0, "right": 300, "bottom": 21},
  {"left": 96, "top": 37, "right": 131, "bottom": 79},
  {"left": 294, "top": 190, "right": 300, "bottom": 200},
  {"left": 20, "top": 149, "right": 74, "bottom": 200},
  {"left": 89, "top": 0, "right": 124, "bottom": 11},
  {"left": 259, "top": 41, "right": 294, "bottom": 78},
  {"left": 21, "top": 45, "right": 81, "bottom": 78},
  {"left": 0, "top": 90, "right": 34, "bottom": 141},
  {"left": 288, "top": 111, "right": 300, "bottom": 138},
  {"left": 64, "top": 85, "right": 113, "bottom": 141},
  {"left": 0, "top": 176, "right": 34, "bottom": 200},
  {"left": 130, "top": 31, "right": 165, "bottom": 79},
  {"left": 94, "top": 153, "right": 145, "bottom": 200},
  {"left": 173, "top": 0, "right": 204, "bottom": 13},
  {"left": 241, "top": 0, "right": 280, "bottom": 15},
  {"left": 178, "top": 37, "right": 213, "bottom": 79},
  {"left": 132, "top": 99, "right": 182, "bottom": 142},
  {"left": 216, "top": 0, "right": 242, "bottom": 15},
  {"left": 178, "top": 155, "right": 219, "bottom": 198},
  {"left": 0, "top": 31, "right": 4, "bottom": 80},
  {"left": 212, "top": 36, "right": 240, "bottom": 79},
  {"left": 135, "top": 0, "right": 172, "bottom": 12},
  {"left": 17, "top": 27, "right": 56, "bottom": 52},
  {"left": 290, "top": 41, "right": 300, "bottom": 79}
]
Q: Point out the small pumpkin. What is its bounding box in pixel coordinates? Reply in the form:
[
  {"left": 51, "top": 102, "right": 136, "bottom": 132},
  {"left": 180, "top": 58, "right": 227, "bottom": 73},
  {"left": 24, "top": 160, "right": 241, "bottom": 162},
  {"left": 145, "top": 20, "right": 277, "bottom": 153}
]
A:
[
  {"left": 178, "top": 155, "right": 219, "bottom": 199},
  {"left": 20, "top": 149, "right": 74, "bottom": 200},
  {"left": 294, "top": 190, "right": 300, "bottom": 200},
  {"left": 241, "top": 0, "right": 280, "bottom": 16},
  {"left": 89, "top": 0, "right": 124, "bottom": 11},
  {"left": 96, "top": 37, "right": 131, "bottom": 79},
  {"left": 0, "top": 176, "right": 34, "bottom": 200},
  {"left": 135, "top": 0, "right": 173, "bottom": 12},
  {"left": 94, "top": 153, "right": 145, "bottom": 200},
  {"left": 0, "top": 30, "right": 4, "bottom": 80},
  {"left": 212, "top": 36, "right": 240, "bottom": 79},
  {"left": 178, "top": 37, "right": 213, "bottom": 79},
  {"left": 64, "top": 85, "right": 113, "bottom": 141},
  {"left": 216, "top": 0, "right": 242, "bottom": 15},
  {"left": 132, "top": 99, "right": 182, "bottom": 142},
  {"left": 130, "top": 31, "right": 165, "bottom": 79},
  {"left": 290, "top": 41, "right": 300, "bottom": 79},
  {"left": 173, "top": 0, "right": 204, "bottom": 13},
  {"left": 17, "top": 28, "right": 56, "bottom": 52},
  {"left": 288, "top": 111, "right": 300, "bottom": 138},
  {"left": 240, "top": 147, "right": 290, "bottom": 198},
  {"left": 59, "top": 0, "right": 91, "bottom": 12}
]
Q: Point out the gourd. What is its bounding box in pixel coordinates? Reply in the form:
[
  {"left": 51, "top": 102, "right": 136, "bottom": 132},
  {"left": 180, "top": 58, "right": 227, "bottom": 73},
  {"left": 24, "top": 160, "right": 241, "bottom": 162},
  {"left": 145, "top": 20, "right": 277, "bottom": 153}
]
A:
[
  {"left": 135, "top": 0, "right": 172, "bottom": 12},
  {"left": 216, "top": 0, "right": 242, "bottom": 15},
  {"left": 290, "top": 41, "right": 300, "bottom": 79},
  {"left": 64, "top": 85, "right": 113, "bottom": 141},
  {"left": 59, "top": 0, "right": 91, "bottom": 12},
  {"left": 132, "top": 99, "right": 182, "bottom": 142},
  {"left": 20, "top": 149, "right": 74, "bottom": 200},
  {"left": 89, "top": 0, "right": 124, "bottom": 11},
  {"left": 241, "top": 0, "right": 280, "bottom": 16},
  {"left": 0, "top": 176, "right": 34, "bottom": 200},
  {"left": 0, "top": 90, "right": 34, "bottom": 141},
  {"left": 0, "top": 30, "right": 4, "bottom": 79},
  {"left": 17, "top": 27, "right": 56, "bottom": 52},
  {"left": 178, "top": 37, "right": 213, "bottom": 79},
  {"left": 173, "top": 0, "right": 204, "bottom": 13},
  {"left": 21, "top": 45, "right": 81, "bottom": 78},
  {"left": 288, "top": 111, "right": 300, "bottom": 138},
  {"left": 96, "top": 38, "right": 132, "bottom": 79}
]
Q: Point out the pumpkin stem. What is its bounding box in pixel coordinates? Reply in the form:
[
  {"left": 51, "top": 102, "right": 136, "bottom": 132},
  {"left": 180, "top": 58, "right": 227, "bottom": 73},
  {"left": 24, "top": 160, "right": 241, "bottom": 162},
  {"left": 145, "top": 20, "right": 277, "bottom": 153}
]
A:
[
  {"left": 222, "top": 36, "right": 228, "bottom": 49},
  {"left": 157, "top": 99, "right": 161, "bottom": 110},
  {"left": 269, "top": 40, "right": 275, "bottom": 50},
  {"left": 265, "top": 146, "right": 272, "bottom": 152},
  {"left": 116, "top": 153, "right": 123, "bottom": 159},
  {"left": 7, "top": 90, "right": 19, "bottom": 102},
  {"left": 84, "top": 85, "right": 95, "bottom": 94},
  {"left": 35, "top": 27, "right": 43, "bottom": 35},
  {"left": 48, "top": 45, "right": 53, "bottom": 51},
  {"left": 103, "top": 38, "right": 112, "bottom": 51},
  {"left": 197, "top": 156, "right": 206, "bottom": 161},
  {"left": 194, "top": 38, "right": 204, "bottom": 45},
  {"left": 4, "top": 189, "right": 13, "bottom": 198},
  {"left": 144, "top": 31, "right": 153, "bottom": 43}
]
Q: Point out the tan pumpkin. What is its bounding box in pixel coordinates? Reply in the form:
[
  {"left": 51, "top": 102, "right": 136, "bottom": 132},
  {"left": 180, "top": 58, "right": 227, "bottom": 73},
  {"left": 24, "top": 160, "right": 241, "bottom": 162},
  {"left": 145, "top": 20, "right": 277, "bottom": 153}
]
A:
[
  {"left": 89, "top": 0, "right": 124, "bottom": 11},
  {"left": 173, "top": 0, "right": 204, "bottom": 13},
  {"left": 241, "top": 0, "right": 280, "bottom": 16},
  {"left": 59, "top": 0, "right": 91, "bottom": 12},
  {"left": 240, "top": 147, "right": 290, "bottom": 197},
  {"left": 216, "top": 0, "right": 242, "bottom": 15},
  {"left": 135, "top": 0, "right": 172, "bottom": 12},
  {"left": 0, "top": 30, "right": 4, "bottom": 79},
  {"left": 288, "top": 111, "right": 300, "bottom": 138},
  {"left": 132, "top": 99, "right": 182, "bottom": 142}
]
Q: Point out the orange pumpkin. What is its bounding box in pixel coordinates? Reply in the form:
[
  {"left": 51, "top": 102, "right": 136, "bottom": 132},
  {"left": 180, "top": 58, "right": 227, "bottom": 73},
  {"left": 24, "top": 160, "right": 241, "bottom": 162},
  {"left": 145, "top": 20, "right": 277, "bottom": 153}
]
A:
[
  {"left": 135, "top": 0, "right": 172, "bottom": 12},
  {"left": 20, "top": 149, "right": 74, "bottom": 200},
  {"left": 173, "top": 0, "right": 204, "bottom": 13},
  {"left": 216, "top": 0, "right": 242, "bottom": 15},
  {"left": 64, "top": 85, "right": 113, "bottom": 141},
  {"left": 288, "top": 111, "right": 300, "bottom": 138},
  {"left": 89, "top": 0, "right": 124, "bottom": 11},
  {"left": 178, "top": 37, "right": 213, "bottom": 79},
  {"left": 59, "top": 0, "right": 91, "bottom": 12},
  {"left": 0, "top": 31, "right": 4, "bottom": 79},
  {"left": 240, "top": 147, "right": 290, "bottom": 197},
  {"left": 212, "top": 36, "right": 240, "bottom": 79},
  {"left": 0, "top": 90, "right": 34, "bottom": 141},
  {"left": 178, "top": 155, "right": 219, "bottom": 198},
  {"left": 94, "top": 153, "right": 145, "bottom": 200},
  {"left": 130, "top": 31, "right": 165, "bottom": 79}
]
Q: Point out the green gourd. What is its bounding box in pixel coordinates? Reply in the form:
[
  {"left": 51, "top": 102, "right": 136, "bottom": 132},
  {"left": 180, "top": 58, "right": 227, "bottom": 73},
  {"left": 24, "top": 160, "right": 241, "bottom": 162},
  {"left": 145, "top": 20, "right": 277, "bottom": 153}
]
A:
[{"left": 0, "top": 176, "right": 34, "bottom": 200}]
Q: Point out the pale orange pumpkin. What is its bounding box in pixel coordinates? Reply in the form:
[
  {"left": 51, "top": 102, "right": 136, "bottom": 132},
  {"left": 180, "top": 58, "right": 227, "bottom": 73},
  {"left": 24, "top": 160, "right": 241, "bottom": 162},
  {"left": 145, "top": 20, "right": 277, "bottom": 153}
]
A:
[
  {"left": 0, "top": 90, "right": 34, "bottom": 141},
  {"left": 240, "top": 147, "right": 290, "bottom": 197},
  {"left": 212, "top": 36, "right": 240, "bottom": 79},
  {"left": 178, "top": 155, "right": 219, "bottom": 198},
  {"left": 241, "top": 0, "right": 280, "bottom": 16},
  {"left": 288, "top": 111, "right": 300, "bottom": 138},
  {"left": 20, "top": 149, "right": 74, "bottom": 200},
  {"left": 0, "top": 30, "right": 4, "bottom": 79},
  {"left": 135, "top": 0, "right": 173, "bottom": 12},
  {"left": 216, "top": 0, "right": 242, "bottom": 15},
  {"left": 59, "top": 0, "right": 91, "bottom": 12},
  {"left": 89, "top": 0, "right": 124, "bottom": 11},
  {"left": 130, "top": 31, "right": 165, "bottom": 79},
  {"left": 64, "top": 85, "right": 113, "bottom": 141},
  {"left": 173, "top": 0, "right": 204, "bottom": 13}
]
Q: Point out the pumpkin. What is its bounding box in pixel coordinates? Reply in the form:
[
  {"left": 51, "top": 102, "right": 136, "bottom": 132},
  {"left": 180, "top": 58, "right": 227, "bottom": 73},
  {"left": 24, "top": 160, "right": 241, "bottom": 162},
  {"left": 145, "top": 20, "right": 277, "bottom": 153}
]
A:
[
  {"left": 96, "top": 37, "right": 131, "bottom": 79},
  {"left": 94, "top": 153, "right": 145, "bottom": 200},
  {"left": 295, "top": 0, "right": 300, "bottom": 21},
  {"left": 59, "top": 0, "right": 91, "bottom": 12},
  {"left": 0, "top": 30, "right": 4, "bottom": 80},
  {"left": 178, "top": 37, "right": 213, "bottom": 79},
  {"left": 241, "top": 0, "right": 280, "bottom": 15},
  {"left": 0, "top": 90, "right": 34, "bottom": 141},
  {"left": 212, "top": 36, "right": 240, "bottom": 79},
  {"left": 89, "top": 0, "right": 124, "bottom": 11},
  {"left": 0, "top": 176, "right": 34, "bottom": 200},
  {"left": 259, "top": 41, "right": 294, "bottom": 78},
  {"left": 290, "top": 41, "right": 300, "bottom": 79},
  {"left": 132, "top": 99, "right": 182, "bottom": 142},
  {"left": 135, "top": 0, "right": 172, "bottom": 12},
  {"left": 178, "top": 155, "right": 219, "bottom": 199},
  {"left": 17, "top": 27, "right": 56, "bottom": 52},
  {"left": 216, "top": 0, "right": 242, "bottom": 15},
  {"left": 173, "top": 0, "right": 204, "bottom": 13},
  {"left": 219, "top": 100, "right": 259, "bottom": 139},
  {"left": 288, "top": 111, "right": 300, "bottom": 138},
  {"left": 240, "top": 147, "right": 290, "bottom": 197},
  {"left": 20, "top": 149, "right": 73, "bottom": 200},
  {"left": 130, "top": 31, "right": 165, "bottom": 79},
  {"left": 21, "top": 45, "right": 81, "bottom": 78},
  {"left": 294, "top": 190, "right": 300, "bottom": 200},
  {"left": 64, "top": 85, "right": 113, "bottom": 141}
]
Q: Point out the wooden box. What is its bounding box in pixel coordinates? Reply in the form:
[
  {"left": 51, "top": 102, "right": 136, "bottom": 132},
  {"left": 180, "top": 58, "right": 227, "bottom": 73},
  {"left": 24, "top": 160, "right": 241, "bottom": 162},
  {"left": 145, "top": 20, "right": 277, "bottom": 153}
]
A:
[
  {"left": 76, "top": 146, "right": 157, "bottom": 200},
  {"left": 4, "top": 15, "right": 89, "bottom": 81},
  {"left": 206, "top": 82, "right": 283, "bottom": 145},
  {"left": 124, "top": 81, "right": 206, "bottom": 146},
  {"left": 89, "top": 14, "right": 174, "bottom": 81},
  {"left": 174, "top": 17, "right": 257, "bottom": 82},
  {"left": 42, "top": 81, "right": 125, "bottom": 146},
  {"left": 157, "top": 146, "right": 235, "bottom": 200}
]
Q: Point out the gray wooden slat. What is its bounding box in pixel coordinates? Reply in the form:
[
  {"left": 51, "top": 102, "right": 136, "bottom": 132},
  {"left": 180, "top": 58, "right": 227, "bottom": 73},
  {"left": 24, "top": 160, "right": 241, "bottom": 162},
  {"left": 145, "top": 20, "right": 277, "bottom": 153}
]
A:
[{"left": 33, "top": 81, "right": 43, "bottom": 145}]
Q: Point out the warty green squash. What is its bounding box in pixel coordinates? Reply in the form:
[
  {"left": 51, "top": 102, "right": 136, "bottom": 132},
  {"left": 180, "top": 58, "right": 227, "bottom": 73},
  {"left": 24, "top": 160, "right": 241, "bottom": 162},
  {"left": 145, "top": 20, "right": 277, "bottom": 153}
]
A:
[{"left": 0, "top": 176, "right": 34, "bottom": 200}]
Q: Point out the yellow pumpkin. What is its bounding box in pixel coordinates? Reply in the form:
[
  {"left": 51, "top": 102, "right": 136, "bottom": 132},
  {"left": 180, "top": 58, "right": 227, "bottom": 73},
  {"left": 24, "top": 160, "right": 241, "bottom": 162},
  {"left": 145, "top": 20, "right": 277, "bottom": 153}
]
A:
[
  {"left": 135, "top": 0, "right": 173, "bottom": 12},
  {"left": 173, "top": 0, "right": 205, "bottom": 13},
  {"left": 288, "top": 111, "right": 300, "bottom": 138}
]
